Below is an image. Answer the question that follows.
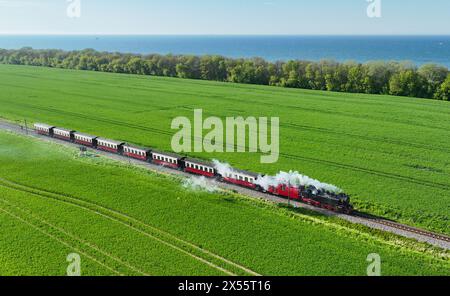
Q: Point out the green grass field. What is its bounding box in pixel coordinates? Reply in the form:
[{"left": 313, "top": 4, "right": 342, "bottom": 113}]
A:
[
  {"left": 0, "top": 131, "right": 449, "bottom": 275},
  {"left": 0, "top": 64, "right": 449, "bottom": 235}
]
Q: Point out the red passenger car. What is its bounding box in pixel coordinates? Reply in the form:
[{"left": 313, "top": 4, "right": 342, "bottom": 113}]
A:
[
  {"left": 123, "top": 144, "right": 151, "bottom": 161},
  {"left": 151, "top": 151, "right": 182, "bottom": 169},
  {"left": 183, "top": 158, "right": 216, "bottom": 178},
  {"left": 221, "top": 169, "right": 258, "bottom": 189},
  {"left": 96, "top": 138, "right": 124, "bottom": 154},
  {"left": 34, "top": 123, "right": 55, "bottom": 136},
  {"left": 53, "top": 127, "right": 75, "bottom": 142},
  {"left": 74, "top": 132, "right": 98, "bottom": 147}
]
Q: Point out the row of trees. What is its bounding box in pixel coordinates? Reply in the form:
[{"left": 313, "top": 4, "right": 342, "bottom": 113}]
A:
[{"left": 1, "top": 47, "right": 449, "bottom": 101}]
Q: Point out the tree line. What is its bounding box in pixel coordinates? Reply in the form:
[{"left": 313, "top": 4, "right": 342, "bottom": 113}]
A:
[{"left": 0, "top": 47, "right": 449, "bottom": 101}]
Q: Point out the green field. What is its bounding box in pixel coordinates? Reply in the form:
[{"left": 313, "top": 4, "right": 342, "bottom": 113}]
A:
[
  {"left": 0, "top": 131, "right": 449, "bottom": 275},
  {"left": 0, "top": 64, "right": 449, "bottom": 235}
]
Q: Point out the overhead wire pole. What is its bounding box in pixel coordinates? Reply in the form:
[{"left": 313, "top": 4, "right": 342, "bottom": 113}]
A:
[
  {"left": 24, "top": 119, "right": 28, "bottom": 135},
  {"left": 287, "top": 179, "right": 291, "bottom": 207}
]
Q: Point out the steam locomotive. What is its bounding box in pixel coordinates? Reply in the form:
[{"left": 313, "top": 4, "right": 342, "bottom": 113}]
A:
[{"left": 34, "top": 123, "right": 353, "bottom": 214}]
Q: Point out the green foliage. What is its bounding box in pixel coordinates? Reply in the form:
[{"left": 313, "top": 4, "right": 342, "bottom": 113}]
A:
[
  {"left": 0, "top": 48, "right": 448, "bottom": 100},
  {"left": 418, "top": 64, "right": 448, "bottom": 98},
  {"left": 389, "top": 69, "right": 428, "bottom": 97},
  {"left": 435, "top": 74, "right": 450, "bottom": 101}
]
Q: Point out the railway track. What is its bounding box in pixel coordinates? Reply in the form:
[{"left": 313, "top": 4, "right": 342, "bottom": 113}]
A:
[
  {"left": 0, "top": 119, "right": 449, "bottom": 250},
  {"left": 353, "top": 212, "right": 450, "bottom": 243}
]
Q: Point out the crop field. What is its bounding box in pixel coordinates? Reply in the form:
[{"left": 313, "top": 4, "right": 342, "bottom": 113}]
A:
[
  {"left": 0, "top": 130, "right": 449, "bottom": 275},
  {"left": 0, "top": 64, "right": 449, "bottom": 235}
]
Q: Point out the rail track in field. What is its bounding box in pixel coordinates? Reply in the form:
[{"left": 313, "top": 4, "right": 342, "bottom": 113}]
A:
[
  {"left": 353, "top": 211, "right": 450, "bottom": 244},
  {"left": 0, "top": 119, "right": 449, "bottom": 250}
]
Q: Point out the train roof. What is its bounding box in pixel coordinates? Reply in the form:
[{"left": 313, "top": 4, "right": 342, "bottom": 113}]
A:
[
  {"left": 96, "top": 138, "right": 125, "bottom": 146},
  {"left": 53, "top": 127, "right": 75, "bottom": 133},
  {"left": 34, "top": 123, "right": 55, "bottom": 129},
  {"left": 123, "top": 143, "right": 152, "bottom": 152},
  {"left": 184, "top": 158, "right": 215, "bottom": 168},
  {"left": 73, "top": 132, "right": 98, "bottom": 139},
  {"left": 232, "top": 168, "right": 259, "bottom": 178},
  {"left": 152, "top": 150, "right": 184, "bottom": 159}
]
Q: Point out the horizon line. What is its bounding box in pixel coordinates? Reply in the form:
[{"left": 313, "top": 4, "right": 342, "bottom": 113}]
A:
[{"left": 1, "top": 33, "right": 450, "bottom": 37}]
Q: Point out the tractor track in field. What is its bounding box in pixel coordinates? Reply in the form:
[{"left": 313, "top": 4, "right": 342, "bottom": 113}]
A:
[
  {"left": 0, "top": 177, "right": 260, "bottom": 276},
  {"left": 0, "top": 206, "right": 124, "bottom": 276},
  {"left": 282, "top": 122, "right": 450, "bottom": 154},
  {"left": 179, "top": 107, "right": 450, "bottom": 154},
  {"left": 0, "top": 197, "right": 148, "bottom": 276},
  {"left": 7, "top": 71, "right": 449, "bottom": 116},
  {"left": 5, "top": 102, "right": 450, "bottom": 192},
  {"left": 181, "top": 95, "right": 450, "bottom": 133},
  {"left": 0, "top": 120, "right": 449, "bottom": 250},
  {"left": 4, "top": 95, "right": 450, "bottom": 156}
]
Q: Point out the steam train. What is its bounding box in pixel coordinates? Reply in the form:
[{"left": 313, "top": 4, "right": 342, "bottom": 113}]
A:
[{"left": 34, "top": 123, "right": 353, "bottom": 214}]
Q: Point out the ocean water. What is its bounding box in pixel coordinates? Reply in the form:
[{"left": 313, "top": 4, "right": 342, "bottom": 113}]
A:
[{"left": 0, "top": 35, "right": 449, "bottom": 67}]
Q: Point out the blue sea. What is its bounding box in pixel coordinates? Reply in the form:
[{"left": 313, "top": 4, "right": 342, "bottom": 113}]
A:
[{"left": 0, "top": 35, "right": 449, "bottom": 67}]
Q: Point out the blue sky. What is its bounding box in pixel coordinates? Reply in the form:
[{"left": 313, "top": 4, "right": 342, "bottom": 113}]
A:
[{"left": 0, "top": 0, "right": 449, "bottom": 35}]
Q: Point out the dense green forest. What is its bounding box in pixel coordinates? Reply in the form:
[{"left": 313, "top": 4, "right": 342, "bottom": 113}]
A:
[{"left": 1, "top": 47, "right": 449, "bottom": 100}]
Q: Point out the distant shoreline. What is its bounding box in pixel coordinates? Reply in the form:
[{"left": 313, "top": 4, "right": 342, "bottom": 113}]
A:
[
  {"left": 0, "top": 35, "right": 449, "bottom": 67},
  {"left": 1, "top": 47, "right": 449, "bottom": 101}
]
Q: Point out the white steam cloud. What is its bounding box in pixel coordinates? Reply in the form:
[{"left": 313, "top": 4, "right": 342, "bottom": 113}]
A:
[
  {"left": 182, "top": 176, "right": 219, "bottom": 193},
  {"left": 212, "top": 159, "right": 341, "bottom": 194},
  {"left": 212, "top": 159, "right": 235, "bottom": 176},
  {"left": 255, "top": 170, "right": 342, "bottom": 193}
]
